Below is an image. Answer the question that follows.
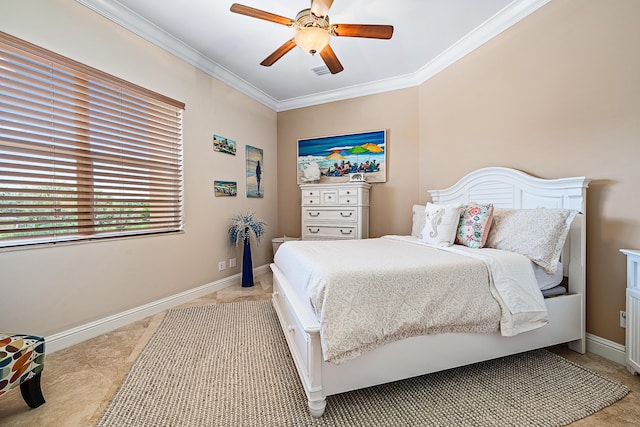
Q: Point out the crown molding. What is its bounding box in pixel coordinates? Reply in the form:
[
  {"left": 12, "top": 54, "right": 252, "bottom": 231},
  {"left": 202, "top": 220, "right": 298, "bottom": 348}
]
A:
[
  {"left": 276, "top": 72, "right": 421, "bottom": 112},
  {"left": 412, "top": 0, "right": 551, "bottom": 84},
  {"left": 76, "top": 0, "right": 550, "bottom": 112},
  {"left": 75, "top": 0, "right": 279, "bottom": 111}
]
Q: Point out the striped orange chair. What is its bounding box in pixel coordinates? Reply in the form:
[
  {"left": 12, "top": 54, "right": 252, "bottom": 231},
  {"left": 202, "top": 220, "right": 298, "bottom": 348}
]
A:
[{"left": 0, "top": 334, "right": 46, "bottom": 408}]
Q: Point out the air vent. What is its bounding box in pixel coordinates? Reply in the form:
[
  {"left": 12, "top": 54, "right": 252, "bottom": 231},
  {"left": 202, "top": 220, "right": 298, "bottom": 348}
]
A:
[{"left": 311, "top": 66, "right": 331, "bottom": 76}]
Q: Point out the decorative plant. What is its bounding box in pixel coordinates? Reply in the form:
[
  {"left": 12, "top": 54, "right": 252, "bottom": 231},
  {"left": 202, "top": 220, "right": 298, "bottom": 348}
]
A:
[
  {"left": 228, "top": 212, "right": 267, "bottom": 288},
  {"left": 228, "top": 212, "right": 267, "bottom": 246}
]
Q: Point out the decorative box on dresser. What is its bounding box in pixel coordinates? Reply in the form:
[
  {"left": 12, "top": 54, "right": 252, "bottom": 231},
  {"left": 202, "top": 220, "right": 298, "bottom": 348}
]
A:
[
  {"left": 300, "top": 182, "right": 371, "bottom": 240},
  {"left": 621, "top": 249, "right": 640, "bottom": 374}
]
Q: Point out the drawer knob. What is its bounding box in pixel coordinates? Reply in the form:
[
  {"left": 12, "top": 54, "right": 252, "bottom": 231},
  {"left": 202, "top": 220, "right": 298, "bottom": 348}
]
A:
[
  {"left": 309, "top": 228, "right": 320, "bottom": 234},
  {"left": 308, "top": 212, "right": 320, "bottom": 217},
  {"left": 340, "top": 229, "right": 353, "bottom": 235},
  {"left": 346, "top": 199, "right": 351, "bottom": 203},
  {"left": 340, "top": 212, "right": 353, "bottom": 217}
]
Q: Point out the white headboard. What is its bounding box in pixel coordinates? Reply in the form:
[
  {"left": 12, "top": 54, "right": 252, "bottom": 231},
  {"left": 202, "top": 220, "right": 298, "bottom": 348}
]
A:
[
  {"left": 428, "top": 167, "right": 589, "bottom": 212},
  {"left": 428, "top": 167, "right": 591, "bottom": 298}
]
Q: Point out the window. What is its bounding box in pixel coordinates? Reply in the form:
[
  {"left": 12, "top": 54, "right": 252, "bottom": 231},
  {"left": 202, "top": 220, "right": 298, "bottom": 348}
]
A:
[{"left": 0, "top": 32, "right": 185, "bottom": 248}]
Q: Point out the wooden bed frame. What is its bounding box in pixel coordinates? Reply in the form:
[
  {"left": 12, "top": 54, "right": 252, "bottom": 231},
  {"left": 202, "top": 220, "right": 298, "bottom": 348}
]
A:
[{"left": 270, "top": 167, "right": 591, "bottom": 417}]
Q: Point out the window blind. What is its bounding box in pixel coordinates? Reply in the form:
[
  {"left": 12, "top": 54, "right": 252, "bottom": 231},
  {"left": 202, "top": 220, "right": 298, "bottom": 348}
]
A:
[{"left": 0, "top": 32, "right": 185, "bottom": 248}]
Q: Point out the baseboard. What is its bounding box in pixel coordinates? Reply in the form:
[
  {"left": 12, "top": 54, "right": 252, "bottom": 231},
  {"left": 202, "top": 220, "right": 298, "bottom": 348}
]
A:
[
  {"left": 585, "top": 333, "right": 627, "bottom": 366},
  {"left": 45, "top": 264, "right": 271, "bottom": 353}
]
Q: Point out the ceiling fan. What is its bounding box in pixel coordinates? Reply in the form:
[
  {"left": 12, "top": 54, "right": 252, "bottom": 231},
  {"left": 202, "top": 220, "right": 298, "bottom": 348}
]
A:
[{"left": 230, "top": 1, "right": 394, "bottom": 74}]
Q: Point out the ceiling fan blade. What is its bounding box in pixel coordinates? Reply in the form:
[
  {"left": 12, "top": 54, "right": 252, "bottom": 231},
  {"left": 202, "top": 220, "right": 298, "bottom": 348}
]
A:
[
  {"left": 230, "top": 3, "right": 294, "bottom": 26},
  {"left": 310, "top": 0, "right": 334, "bottom": 17},
  {"left": 319, "top": 45, "right": 344, "bottom": 74},
  {"left": 260, "top": 39, "right": 297, "bottom": 67},
  {"left": 332, "top": 24, "right": 394, "bottom": 39}
]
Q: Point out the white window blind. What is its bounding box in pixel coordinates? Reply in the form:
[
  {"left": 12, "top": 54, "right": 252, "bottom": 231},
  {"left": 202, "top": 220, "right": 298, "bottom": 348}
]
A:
[{"left": 0, "top": 32, "right": 185, "bottom": 248}]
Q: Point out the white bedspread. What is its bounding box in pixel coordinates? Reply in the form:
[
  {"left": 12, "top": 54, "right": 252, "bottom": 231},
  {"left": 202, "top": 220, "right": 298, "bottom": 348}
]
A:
[{"left": 274, "top": 236, "right": 547, "bottom": 364}]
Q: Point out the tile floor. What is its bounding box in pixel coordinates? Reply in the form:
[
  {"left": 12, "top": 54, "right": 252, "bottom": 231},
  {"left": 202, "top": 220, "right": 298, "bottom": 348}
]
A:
[{"left": 0, "top": 272, "right": 638, "bottom": 426}]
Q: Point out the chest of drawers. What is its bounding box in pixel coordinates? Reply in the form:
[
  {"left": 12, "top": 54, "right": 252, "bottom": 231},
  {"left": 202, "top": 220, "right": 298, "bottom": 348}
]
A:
[{"left": 300, "top": 182, "right": 371, "bottom": 240}]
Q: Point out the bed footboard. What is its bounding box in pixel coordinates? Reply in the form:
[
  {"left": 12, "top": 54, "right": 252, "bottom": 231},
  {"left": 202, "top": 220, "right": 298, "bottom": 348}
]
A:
[{"left": 271, "top": 263, "right": 326, "bottom": 417}]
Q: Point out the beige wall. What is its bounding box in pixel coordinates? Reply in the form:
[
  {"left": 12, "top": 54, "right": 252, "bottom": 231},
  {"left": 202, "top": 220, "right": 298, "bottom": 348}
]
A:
[
  {"left": 277, "top": 1, "right": 640, "bottom": 345},
  {"left": 277, "top": 88, "right": 420, "bottom": 238},
  {"left": 0, "top": 0, "right": 278, "bottom": 335}
]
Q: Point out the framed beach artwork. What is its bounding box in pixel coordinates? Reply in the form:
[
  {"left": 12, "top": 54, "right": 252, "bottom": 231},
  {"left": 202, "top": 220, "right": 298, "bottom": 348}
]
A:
[
  {"left": 213, "top": 134, "right": 236, "bottom": 155},
  {"left": 297, "top": 130, "right": 386, "bottom": 184},
  {"left": 246, "top": 145, "right": 263, "bottom": 198},
  {"left": 214, "top": 180, "right": 237, "bottom": 197}
]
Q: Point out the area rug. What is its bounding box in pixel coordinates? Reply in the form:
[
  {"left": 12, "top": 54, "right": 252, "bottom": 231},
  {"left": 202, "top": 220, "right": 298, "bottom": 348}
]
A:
[{"left": 96, "top": 300, "right": 629, "bottom": 426}]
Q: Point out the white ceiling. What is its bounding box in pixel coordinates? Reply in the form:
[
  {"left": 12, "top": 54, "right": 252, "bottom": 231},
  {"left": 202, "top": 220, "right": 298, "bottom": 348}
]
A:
[{"left": 76, "top": 0, "right": 549, "bottom": 111}]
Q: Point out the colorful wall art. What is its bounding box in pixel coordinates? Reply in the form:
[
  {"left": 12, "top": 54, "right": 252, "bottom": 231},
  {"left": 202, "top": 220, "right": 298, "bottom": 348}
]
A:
[
  {"left": 214, "top": 180, "right": 237, "bottom": 197},
  {"left": 213, "top": 134, "right": 236, "bottom": 155},
  {"left": 297, "top": 130, "right": 386, "bottom": 184}
]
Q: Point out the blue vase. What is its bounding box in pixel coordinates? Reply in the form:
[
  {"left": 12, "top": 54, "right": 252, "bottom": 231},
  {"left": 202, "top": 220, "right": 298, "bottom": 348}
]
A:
[{"left": 242, "top": 236, "right": 254, "bottom": 287}]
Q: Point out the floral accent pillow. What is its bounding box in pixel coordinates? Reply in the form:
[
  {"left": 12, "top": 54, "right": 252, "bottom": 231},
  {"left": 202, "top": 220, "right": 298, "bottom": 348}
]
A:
[
  {"left": 485, "top": 208, "right": 578, "bottom": 275},
  {"left": 455, "top": 203, "right": 494, "bottom": 248},
  {"left": 421, "top": 202, "right": 462, "bottom": 247}
]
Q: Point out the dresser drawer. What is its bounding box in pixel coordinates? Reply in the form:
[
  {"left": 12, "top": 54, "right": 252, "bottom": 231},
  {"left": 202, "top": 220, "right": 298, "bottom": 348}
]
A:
[
  {"left": 339, "top": 194, "right": 358, "bottom": 205},
  {"left": 303, "top": 196, "right": 321, "bottom": 205},
  {"left": 303, "top": 225, "right": 356, "bottom": 239},
  {"left": 303, "top": 208, "right": 357, "bottom": 222},
  {"left": 272, "top": 280, "right": 311, "bottom": 377},
  {"left": 301, "top": 189, "right": 320, "bottom": 198},
  {"left": 320, "top": 190, "right": 338, "bottom": 204}
]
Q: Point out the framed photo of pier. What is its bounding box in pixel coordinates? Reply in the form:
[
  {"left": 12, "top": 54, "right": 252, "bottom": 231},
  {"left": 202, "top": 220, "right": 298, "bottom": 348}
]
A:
[{"left": 297, "top": 130, "right": 386, "bottom": 184}]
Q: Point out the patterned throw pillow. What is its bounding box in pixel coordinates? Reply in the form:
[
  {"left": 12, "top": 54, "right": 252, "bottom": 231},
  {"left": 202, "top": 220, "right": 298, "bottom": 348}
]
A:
[
  {"left": 421, "top": 202, "right": 462, "bottom": 247},
  {"left": 485, "top": 208, "right": 578, "bottom": 275},
  {"left": 455, "top": 203, "right": 494, "bottom": 248}
]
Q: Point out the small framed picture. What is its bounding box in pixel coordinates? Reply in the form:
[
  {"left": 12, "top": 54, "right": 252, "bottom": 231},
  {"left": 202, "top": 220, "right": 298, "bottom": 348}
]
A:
[
  {"left": 213, "top": 134, "right": 236, "bottom": 155},
  {"left": 214, "top": 180, "right": 237, "bottom": 197}
]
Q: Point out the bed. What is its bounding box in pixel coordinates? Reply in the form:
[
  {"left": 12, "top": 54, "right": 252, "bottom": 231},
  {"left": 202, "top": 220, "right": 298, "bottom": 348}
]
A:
[{"left": 270, "top": 166, "right": 591, "bottom": 417}]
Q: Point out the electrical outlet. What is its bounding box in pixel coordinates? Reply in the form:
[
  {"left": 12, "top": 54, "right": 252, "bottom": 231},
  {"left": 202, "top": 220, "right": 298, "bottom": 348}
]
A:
[
  {"left": 218, "top": 261, "right": 226, "bottom": 271},
  {"left": 620, "top": 310, "right": 627, "bottom": 328},
  {"left": 229, "top": 258, "right": 236, "bottom": 268}
]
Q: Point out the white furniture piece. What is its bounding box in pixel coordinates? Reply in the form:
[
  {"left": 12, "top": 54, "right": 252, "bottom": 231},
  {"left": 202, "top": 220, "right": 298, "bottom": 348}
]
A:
[
  {"left": 620, "top": 249, "right": 640, "bottom": 374},
  {"left": 273, "top": 167, "right": 590, "bottom": 417},
  {"left": 300, "top": 182, "right": 371, "bottom": 240}
]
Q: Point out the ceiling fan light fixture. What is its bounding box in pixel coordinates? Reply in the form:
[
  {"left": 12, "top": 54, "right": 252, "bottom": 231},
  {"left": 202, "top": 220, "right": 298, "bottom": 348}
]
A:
[{"left": 294, "top": 27, "right": 330, "bottom": 56}]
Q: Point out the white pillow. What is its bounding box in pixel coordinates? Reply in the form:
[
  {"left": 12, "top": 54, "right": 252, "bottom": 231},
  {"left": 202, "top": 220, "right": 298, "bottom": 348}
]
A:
[
  {"left": 411, "top": 204, "right": 426, "bottom": 238},
  {"left": 421, "top": 202, "right": 462, "bottom": 246}
]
